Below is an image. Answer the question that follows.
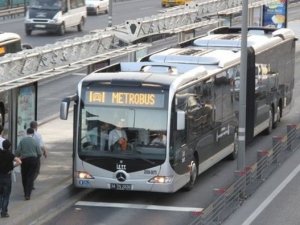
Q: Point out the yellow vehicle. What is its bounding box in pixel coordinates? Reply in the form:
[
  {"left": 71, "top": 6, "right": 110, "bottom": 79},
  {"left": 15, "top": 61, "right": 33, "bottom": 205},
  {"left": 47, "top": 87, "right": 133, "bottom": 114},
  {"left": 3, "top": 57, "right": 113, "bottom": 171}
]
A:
[{"left": 161, "top": 0, "right": 192, "bottom": 7}]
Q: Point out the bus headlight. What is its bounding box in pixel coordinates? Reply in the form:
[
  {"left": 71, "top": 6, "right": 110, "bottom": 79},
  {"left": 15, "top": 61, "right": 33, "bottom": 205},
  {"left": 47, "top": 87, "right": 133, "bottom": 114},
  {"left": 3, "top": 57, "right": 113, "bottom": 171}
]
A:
[
  {"left": 148, "top": 176, "right": 173, "bottom": 184},
  {"left": 76, "top": 171, "right": 94, "bottom": 179}
]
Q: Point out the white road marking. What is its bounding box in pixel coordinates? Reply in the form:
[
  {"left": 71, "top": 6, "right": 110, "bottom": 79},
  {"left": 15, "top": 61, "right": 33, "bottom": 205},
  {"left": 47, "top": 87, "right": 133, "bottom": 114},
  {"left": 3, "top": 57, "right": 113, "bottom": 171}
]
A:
[
  {"left": 75, "top": 201, "right": 203, "bottom": 212},
  {"left": 242, "top": 163, "right": 300, "bottom": 225},
  {"left": 72, "top": 72, "right": 86, "bottom": 76}
]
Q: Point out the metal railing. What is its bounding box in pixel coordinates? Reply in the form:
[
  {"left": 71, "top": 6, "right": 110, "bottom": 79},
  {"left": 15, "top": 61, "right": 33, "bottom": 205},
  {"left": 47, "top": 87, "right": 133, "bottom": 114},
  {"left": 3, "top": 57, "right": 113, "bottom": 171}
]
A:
[
  {"left": 189, "top": 124, "right": 300, "bottom": 225},
  {"left": 0, "top": 32, "right": 151, "bottom": 92},
  {"left": 0, "top": 6, "right": 24, "bottom": 19}
]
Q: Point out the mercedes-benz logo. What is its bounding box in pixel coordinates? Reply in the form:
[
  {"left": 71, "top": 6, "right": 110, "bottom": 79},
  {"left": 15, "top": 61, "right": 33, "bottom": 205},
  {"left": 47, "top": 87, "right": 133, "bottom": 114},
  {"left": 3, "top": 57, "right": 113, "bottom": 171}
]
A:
[{"left": 116, "top": 172, "right": 126, "bottom": 182}]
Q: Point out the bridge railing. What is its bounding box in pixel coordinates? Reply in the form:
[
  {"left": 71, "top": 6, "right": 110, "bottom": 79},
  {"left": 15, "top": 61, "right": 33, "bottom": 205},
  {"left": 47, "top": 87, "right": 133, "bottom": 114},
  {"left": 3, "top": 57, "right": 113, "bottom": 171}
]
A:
[
  {"left": 0, "top": 6, "right": 25, "bottom": 19},
  {"left": 189, "top": 124, "right": 300, "bottom": 225}
]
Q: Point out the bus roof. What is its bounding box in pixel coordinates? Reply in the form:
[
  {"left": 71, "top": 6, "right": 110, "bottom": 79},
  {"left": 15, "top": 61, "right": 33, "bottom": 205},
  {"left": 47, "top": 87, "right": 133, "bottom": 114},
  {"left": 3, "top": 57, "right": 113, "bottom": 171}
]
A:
[
  {"left": 148, "top": 48, "right": 240, "bottom": 70},
  {"left": 82, "top": 62, "right": 208, "bottom": 87},
  {"left": 0, "top": 32, "right": 21, "bottom": 43},
  {"left": 192, "top": 27, "right": 295, "bottom": 52}
]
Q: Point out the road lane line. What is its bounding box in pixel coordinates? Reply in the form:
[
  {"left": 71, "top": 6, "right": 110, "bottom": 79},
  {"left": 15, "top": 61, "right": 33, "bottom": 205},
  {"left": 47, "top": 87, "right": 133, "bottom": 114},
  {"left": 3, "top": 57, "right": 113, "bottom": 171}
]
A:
[
  {"left": 72, "top": 72, "right": 86, "bottom": 76},
  {"left": 242, "top": 163, "right": 300, "bottom": 225},
  {"left": 75, "top": 201, "right": 203, "bottom": 212}
]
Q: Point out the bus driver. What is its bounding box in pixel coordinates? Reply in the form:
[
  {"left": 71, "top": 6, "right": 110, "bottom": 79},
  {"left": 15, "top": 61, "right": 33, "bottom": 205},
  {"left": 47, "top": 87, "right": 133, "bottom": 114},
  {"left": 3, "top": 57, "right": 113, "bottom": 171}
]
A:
[{"left": 108, "top": 119, "right": 128, "bottom": 151}]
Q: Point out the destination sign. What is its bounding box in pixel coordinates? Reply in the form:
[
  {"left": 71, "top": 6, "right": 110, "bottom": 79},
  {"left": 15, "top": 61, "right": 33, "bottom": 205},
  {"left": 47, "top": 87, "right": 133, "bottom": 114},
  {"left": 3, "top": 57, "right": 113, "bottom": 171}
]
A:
[
  {"left": 0, "top": 46, "right": 6, "bottom": 56},
  {"left": 85, "top": 91, "right": 165, "bottom": 108}
]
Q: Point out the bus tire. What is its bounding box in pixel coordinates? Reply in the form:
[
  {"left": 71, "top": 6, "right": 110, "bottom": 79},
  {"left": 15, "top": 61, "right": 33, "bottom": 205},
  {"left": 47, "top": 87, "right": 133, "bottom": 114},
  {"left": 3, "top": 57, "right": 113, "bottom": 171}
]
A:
[
  {"left": 264, "top": 108, "right": 273, "bottom": 135},
  {"left": 183, "top": 157, "right": 198, "bottom": 191},
  {"left": 273, "top": 106, "right": 280, "bottom": 128}
]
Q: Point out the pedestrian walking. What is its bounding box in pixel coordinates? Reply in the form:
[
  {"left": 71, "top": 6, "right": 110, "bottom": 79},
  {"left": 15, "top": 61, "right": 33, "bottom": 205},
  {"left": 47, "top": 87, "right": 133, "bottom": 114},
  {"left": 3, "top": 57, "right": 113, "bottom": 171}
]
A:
[
  {"left": 0, "top": 140, "right": 22, "bottom": 218},
  {"left": 30, "top": 121, "right": 47, "bottom": 184},
  {"left": 15, "top": 128, "right": 41, "bottom": 200}
]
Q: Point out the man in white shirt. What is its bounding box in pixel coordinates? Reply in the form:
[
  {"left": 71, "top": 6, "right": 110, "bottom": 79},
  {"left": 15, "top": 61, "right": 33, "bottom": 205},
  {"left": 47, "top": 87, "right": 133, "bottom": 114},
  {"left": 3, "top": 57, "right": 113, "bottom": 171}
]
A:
[{"left": 108, "top": 119, "right": 127, "bottom": 151}]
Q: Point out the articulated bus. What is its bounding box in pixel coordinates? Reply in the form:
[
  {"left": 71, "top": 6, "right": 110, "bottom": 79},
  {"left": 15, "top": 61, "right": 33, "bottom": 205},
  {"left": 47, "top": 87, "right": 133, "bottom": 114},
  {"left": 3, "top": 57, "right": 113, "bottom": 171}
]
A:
[{"left": 60, "top": 27, "right": 296, "bottom": 193}]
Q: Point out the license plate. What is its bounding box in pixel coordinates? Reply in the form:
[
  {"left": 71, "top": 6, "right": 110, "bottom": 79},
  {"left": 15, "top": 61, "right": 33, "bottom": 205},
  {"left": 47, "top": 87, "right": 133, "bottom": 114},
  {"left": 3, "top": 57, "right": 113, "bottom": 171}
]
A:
[
  {"left": 110, "top": 183, "right": 132, "bottom": 190},
  {"left": 35, "top": 24, "right": 46, "bottom": 28}
]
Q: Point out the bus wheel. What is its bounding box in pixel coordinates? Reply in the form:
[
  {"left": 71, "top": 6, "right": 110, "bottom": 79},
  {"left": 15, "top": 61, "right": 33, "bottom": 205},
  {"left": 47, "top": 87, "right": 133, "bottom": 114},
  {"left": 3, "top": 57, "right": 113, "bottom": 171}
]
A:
[
  {"left": 77, "top": 18, "right": 84, "bottom": 32},
  {"left": 273, "top": 106, "right": 280, "bottom": 128},
  {"left": 228, "top": 132, "right": 238, "bottom": 160},
  {"left": 184, "top": 158, "right": 198, "bottom": 191},
  {"left": 58, "top": 23, "right": 65, "bottom": 36},
  {"left": 264, "top": 108, "right": 273, "bottom": 135}
]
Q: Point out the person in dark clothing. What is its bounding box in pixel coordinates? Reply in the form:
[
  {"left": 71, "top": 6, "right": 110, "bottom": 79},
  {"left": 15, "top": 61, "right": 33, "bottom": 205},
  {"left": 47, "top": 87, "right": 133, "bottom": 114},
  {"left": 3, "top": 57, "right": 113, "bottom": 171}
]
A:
[
  {"left": 30, "top": 121, "right": 47, "bottom": 189},
  {"left": 16, "top": 128, "right": 41, "bottom": 200},
  {"left": 0, "top": 140, "right": 22, "bottom": 218}
]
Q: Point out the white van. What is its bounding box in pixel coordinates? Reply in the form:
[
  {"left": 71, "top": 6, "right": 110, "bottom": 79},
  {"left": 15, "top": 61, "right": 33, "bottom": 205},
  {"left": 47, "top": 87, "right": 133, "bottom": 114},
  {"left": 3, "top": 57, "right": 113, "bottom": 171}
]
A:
[
  {"left": 25, "top": 0, "right": 87, "bottom": 36},
  {"left": 85, "top": 0, "right": 108, "bottom": 15}
]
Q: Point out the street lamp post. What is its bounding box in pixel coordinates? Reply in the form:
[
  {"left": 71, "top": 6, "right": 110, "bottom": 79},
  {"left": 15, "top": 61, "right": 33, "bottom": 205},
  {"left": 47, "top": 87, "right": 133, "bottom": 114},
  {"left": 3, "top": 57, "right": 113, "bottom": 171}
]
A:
[
  {"left": 237, "top": 0, "right": 248, "bottom": 170},
  {"left": 108, "top": 0, "right": 112, "bottom": 27}
]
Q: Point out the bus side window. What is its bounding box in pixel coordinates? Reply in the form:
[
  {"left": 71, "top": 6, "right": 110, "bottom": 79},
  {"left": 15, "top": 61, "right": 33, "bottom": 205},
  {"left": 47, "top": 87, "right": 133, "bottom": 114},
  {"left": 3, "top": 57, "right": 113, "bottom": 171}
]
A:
[{"left": 174, "top": 91, "right": 187, "bottom": 144}]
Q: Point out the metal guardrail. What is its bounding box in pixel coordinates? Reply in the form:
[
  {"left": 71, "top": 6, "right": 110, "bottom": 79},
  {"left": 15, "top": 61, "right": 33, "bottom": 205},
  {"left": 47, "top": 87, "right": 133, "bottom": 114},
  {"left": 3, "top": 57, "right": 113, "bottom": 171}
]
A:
[
  {"left": 0, "top": 6, "right": 25, "bottom": 19},
  {"left": 0, "top": 32, "right": 151, "bottom": 92},
  {"left": 189, "top": 124, "right": 300, "bottom": 225}
]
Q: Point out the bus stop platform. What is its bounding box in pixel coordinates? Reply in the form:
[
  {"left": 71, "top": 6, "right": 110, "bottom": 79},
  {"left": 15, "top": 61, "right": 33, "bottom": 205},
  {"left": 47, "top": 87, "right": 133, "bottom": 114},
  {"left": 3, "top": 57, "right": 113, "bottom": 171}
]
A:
[{"left": 4, "top": 113, "right": 90, "bottom": 225}]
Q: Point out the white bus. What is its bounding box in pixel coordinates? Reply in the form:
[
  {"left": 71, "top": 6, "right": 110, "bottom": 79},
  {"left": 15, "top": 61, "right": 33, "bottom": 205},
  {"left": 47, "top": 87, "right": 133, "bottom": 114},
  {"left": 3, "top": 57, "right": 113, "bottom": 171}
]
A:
[{"left": 60, "top": 27, "right": 296, "bottom": 192}]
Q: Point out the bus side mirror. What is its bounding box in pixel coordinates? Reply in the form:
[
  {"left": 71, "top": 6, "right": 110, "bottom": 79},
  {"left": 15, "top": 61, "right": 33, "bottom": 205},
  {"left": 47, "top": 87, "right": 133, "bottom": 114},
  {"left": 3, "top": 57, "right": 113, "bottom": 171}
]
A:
[
  {"left": 60, "top": 94, "right": 78, "bottom": 120},
  {"left": 177, "top": 110, "right": 185, "bottom": 130},
  {"left": 60, "top": 98, "right": 70, "bottom": 120}
]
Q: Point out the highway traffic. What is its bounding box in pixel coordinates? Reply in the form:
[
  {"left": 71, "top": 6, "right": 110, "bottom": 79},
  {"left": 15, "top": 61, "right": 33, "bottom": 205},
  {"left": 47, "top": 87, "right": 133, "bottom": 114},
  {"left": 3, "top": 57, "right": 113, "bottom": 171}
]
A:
[{"left": 0, "top": 0, "right": 163, "bottom": 47}]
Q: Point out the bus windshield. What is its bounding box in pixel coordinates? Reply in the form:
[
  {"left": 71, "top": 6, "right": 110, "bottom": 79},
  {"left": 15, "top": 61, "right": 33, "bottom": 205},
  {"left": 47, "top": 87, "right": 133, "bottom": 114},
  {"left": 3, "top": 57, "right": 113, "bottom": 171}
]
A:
[
  {"left": 79, "top": 86, "right": 168, "bottom": 161},
  {"left": 29, "top": 0, "right": 62, "bottom": 9}
]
